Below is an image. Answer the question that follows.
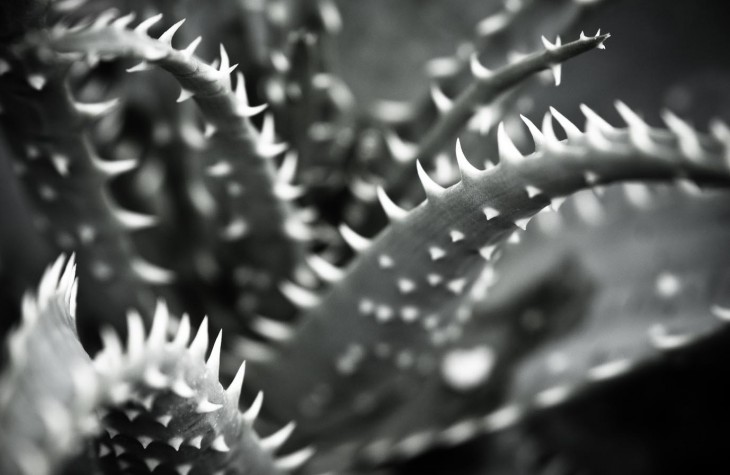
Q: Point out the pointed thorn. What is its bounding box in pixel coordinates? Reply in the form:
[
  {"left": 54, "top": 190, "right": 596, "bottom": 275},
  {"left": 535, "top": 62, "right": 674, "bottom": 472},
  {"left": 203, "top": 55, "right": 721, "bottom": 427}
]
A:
[
  {"left": 143, "top": 366, "right": 170, "bottom": 388},
  {"left": 126, "top": 61, "right": 152, "bottom": 73},
  {"left": 273, "top": 182, "right": 304, "bottom": 201},
  {"left": 541, "top": 111, "right": 563, "bottom": 150},
  {"left": 240, "top": 101, "right": 268, "bottom": 117},
  {"left": 226, "top": 361, "right": 246, "bottom": 403},
  {"left": 176, "top": 88, "right": 194, "bottom": 103},
  {"left": 91, "top": 11, "right": 118, "bottom": 30},
  {"left": 261, "top": 422, "right": 296, "bottom": 452},
  {"left": 206, "top": 330, "right": 222, "bottom": 379},
  {"left": 275, "top": 447, "right": 316, "bottom": 471},
  {"left": 384, "top": 130, "right": 418, "bottom": 163},
  {"left": 318, "top": 0, "right": 343, "bottom": 33},
  {"left": 520, "top": 115, "right": 544, "bottom": 151},
  {"left": 176, "top": 464, "right": 193, "bottom": 475},
  {"left": 429, "top": 246, "right": 446, "bottom": 261},
  {"left": 306, "top": 254, "right": 345, "bottom": 283},
  {"left": 257, "top": 141, "right": 288, "bottom": 158},
  {"left": 97, "top": 326, "right": 123, "bottom": 371},
  {"left": 549, "top": 107, "right": 582, "bottom": 141},
  {"left": 483, "top": 206, "right": 500, "bottom": 220},
  {"left": 159, "top": 18, "right": 185, "bottom": 45},
  {"left": 648, "top": 324, "right": 694, "bottom": 350},
  {"left": 168, "top": 437, "right": 184, "bottom": 451},
  {"left": 196, "top": 398, "right": 223, "bottom": 413},
  {"left": 284, "top": 218, "right": 314, "bottom": 242},
  {"left": 430, "top": 84, "right": 453, "bottom": 113},
  {"left": 541, "top": 35, "right": 559, "bottom": 51},
  {"left": 497, "top": 122, "right": 523, "bottom": 165},
  {"left": 615, "top": 100, "right": 648, "bottom": 129},
  {"left": 455, "top": 139, "right": 481, "bottom": 180},
  {"left": 416, "top": 160, "right": 446, "bottom": 199},
  {"left": 234, "top": 72, "right": 268, "bottom": 117},
  {"left": 252, "top": 316, "right": 294, "bottom": 342},
  {"left": 217, "top": 44, "right": 236, "bottom": 89},
  {"left": 279, "top": 281, "right": 321, "bottom": 309},
  {"left": 376, "top": 186, "right": 409, "bottom": 221},
  {"left": 144, "top": 459, "right": 161, "bottom": 472},
  {"left": 74, "top": 98, "right": 120, "bottom": 118},
  {"left": 112, "top": 12, "right": 137, "bottom": 29},
  {"left": 134, "top": 14, "right": 163, "bottom": 35},
  {"left": 515, "top": 217, "right": 531, "bottom": 230},
  {"left": 615, "top": 100, "right": 658, "bottom": 153},
  {"left": 712, "top": 305, "right": 730, "bottom": 321},
  {"left": 111, "top": 206, "right": 157, "bottom": 230},
  {"left": 126, "top": 310, "right": 146, "bottom": 362},
  {"left": 243, "top": 391, "right": 264, "bottom": 423},
  {"left": 260, "top": 113, "right": 276, "bottom": 143},
  {"left": 210, "top": 435, "right": 230, "bottom": 452},
  {"left": 550, "top": 196, "right": 567, "bottom": 211},
  {"left": 479, "top": 244, "right": 497, "bottom": 260},
  {"left": 92, "top": 156, "right": 138, "bottom": 177},
  {"left": 550, "top": 63, "right": 562, "bottom": 86},
  {"left": 276, "top": 151, "right": 298, "bottom": 184},
  {"left": 580, "top": 103, "right": 614, "bottom": 132},
  {"left": 525, "top": 185, "right": 542, "bottom": 198},
  {"left": 661, "top": 109, "right": 704, "bottom": 161},
  {"left": 171, "top": 314, "right": 191, "bottom": 347},
  {"left": 188, "top": 316, "right": 209, "bottom": 358},
  {"left": 131, "top": 258, "right": 175, "bottom": 284},
  {"left": 338, "top": 224, "right": 371, "bottom": 252},
  {"left": 450, "top": 230, "right": 465, "bottom": 242},
  {"left": 27, "top": 73, "right": 47, "bottom": 90},
  {"left": 469, "top": 52, "right": 492, "bottom": 79},
  {"left": 171, "top": 379, "right": 195, "bottom": 398},
  {"left": 181, "top": 36, "right": 202, "bottom": 57},
  {"left": 147, "top": 300, "right": 169, "bottom": 346}
]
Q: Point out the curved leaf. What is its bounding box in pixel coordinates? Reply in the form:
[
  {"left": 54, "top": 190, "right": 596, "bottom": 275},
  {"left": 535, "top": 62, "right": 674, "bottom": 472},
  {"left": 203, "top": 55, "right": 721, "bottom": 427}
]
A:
[
  {"left": 248, "top": 105, "right": 730, "bottom": 471},
  {"left": 92, "top": 302, "right": 312, "bottom": 474},
  {"left": 0, "top": 255, "right": 100, "bottom": 475}
]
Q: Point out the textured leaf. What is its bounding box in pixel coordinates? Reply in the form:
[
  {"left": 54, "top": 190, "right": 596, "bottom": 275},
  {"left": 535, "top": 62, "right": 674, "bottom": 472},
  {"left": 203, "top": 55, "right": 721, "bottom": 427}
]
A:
[
  {"left": 492, "top": 184, "right": 730, "bottom": 411},
  {"left": 21, "top": 13, "right": 314, "bottom": 325},
  {"left": 0, "top": 255, "right": 100, "bottom": 475},
  {"left": 330, "top": 0, "right": 602, "bottom": 107},
  {"left": 0, "top": 57, "right": 162, "bottom": 334},
  {"left": 249, "top": 105, "right": 730, "bottom": 471},
  {"left": 92, "top": 302, "right": 312, "bottom": 475}
]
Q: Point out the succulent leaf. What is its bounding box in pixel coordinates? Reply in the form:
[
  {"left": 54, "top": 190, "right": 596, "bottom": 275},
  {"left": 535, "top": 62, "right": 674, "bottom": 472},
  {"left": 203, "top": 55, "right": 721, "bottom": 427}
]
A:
[
  {"left": 0, "top": 255, "right": 100, "bottom": 475},
  {"left": 354, "top": 31, "right": 610, "bottom": 231},
  {"left": 1, "top": 2, "right": 729, "bottom": 475},
  {"left": 93, "top": 302, "right": 310, "bottom": 474},
  {"left": 491, "top": 184, "right": 730, "bottom": 411},
  {"left": 249, "top": 106, "right": 730, "bottom": 470},
  {"left": 24, "top": 13, "right": 314, "bottom": 324},
  {"left": 0, "top": 62, "right": 163, "bottom": 329}
]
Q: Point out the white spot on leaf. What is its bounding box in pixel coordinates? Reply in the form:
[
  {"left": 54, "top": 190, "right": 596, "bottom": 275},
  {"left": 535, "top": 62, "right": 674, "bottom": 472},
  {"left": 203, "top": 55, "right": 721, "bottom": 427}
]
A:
[{"left": 441, "top": 346, "right": 495, "bottom": 392}]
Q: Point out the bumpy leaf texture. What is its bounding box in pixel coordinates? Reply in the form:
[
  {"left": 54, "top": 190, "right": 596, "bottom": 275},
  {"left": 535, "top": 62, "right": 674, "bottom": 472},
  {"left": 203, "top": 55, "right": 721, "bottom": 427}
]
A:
[{"left": 0, "top": 0, "right": 729, "bottom": 475}]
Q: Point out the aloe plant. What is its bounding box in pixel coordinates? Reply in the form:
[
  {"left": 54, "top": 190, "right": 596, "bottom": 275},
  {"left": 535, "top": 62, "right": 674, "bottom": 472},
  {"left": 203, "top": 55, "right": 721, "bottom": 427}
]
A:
[{"left": 1, "top": 0, "right": 728, "bottom": 474}]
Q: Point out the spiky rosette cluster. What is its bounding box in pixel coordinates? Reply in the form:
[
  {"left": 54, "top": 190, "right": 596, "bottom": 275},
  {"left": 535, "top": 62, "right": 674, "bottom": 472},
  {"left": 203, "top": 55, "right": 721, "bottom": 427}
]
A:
[
  {"left": 1, "top": 0, "right": 730, "bottom": 474},
  {"left": 0, "top": 255, "right": 97, "bottom": 475},
  {"left": 0, "top": 255, "right": 310, "bottom": 474},
  {"left": 92, "top": 303, "right": 312, "bottom": 475}
]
